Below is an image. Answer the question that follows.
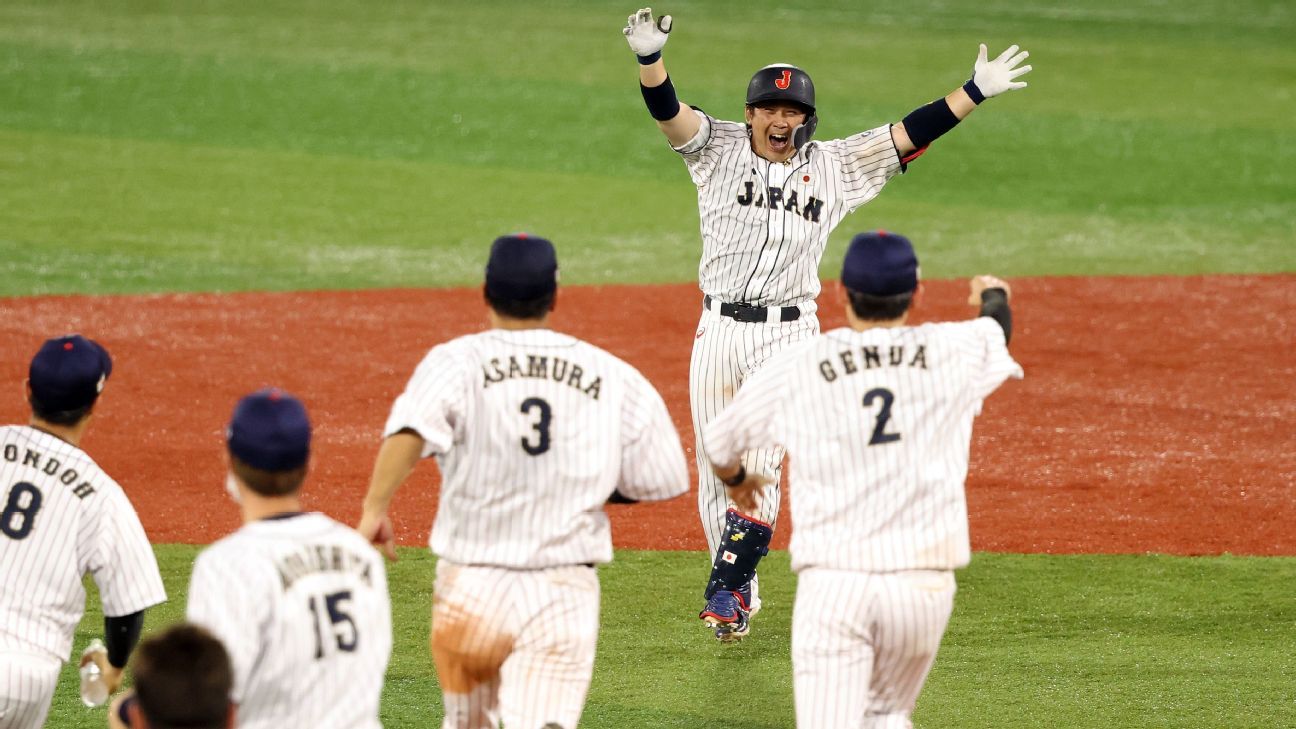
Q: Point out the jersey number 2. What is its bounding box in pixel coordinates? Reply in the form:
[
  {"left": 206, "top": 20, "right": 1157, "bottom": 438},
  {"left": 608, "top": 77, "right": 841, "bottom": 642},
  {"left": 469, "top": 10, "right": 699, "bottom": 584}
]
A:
[
  {"left": 863, "top": 388, "right": 902, "bottom": 445},
  {"left": 308, "top": 590, "right": 358, "bottom": 659},
  {"left": 0, "top": 482, "right": 43, "bottom": 541},
  {"left": 520, "top": 397, "right": 552, "bottom": 456}
]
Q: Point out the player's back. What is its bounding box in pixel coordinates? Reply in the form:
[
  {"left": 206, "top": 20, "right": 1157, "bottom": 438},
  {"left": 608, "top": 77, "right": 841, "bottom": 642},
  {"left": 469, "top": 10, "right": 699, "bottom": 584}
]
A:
[
  {"left": 766, "top": 319, "right": 1021, "bottom": 572},
  {"left": 0, "top": 424, "right": 147, "bottom": 661},
  {"left": 391, "top": 328, "right": 680, "bottom": 568},
  {"left": 186, "top": 512, "right": 391, "bottom": 729}
]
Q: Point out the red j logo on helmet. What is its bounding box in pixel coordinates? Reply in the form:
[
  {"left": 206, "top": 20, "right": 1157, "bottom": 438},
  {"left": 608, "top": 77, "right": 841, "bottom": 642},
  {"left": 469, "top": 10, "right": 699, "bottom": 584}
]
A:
[{"left": 774, "top": 69, "right": 792, "bottom": 89}]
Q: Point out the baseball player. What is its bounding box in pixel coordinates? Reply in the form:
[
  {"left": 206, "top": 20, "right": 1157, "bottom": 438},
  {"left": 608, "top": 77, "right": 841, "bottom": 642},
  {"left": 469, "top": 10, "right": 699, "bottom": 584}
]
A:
[
  {"left": 0, "top": 334, "right": 166, "bottom": 728},
  {"left": 357, "top": 233, "right": 689, "bottom": 729},
  {"left": 108, "top": 622, "right": 235, "bottom": 729},
  {"left": 622, "top": 7, "right": 1032, "bottom": 640},
  {"left": 186, "top": 389, "right": 392, "bottom": 729},
  {"left": 704, "top": 231, "right": 1022, "bottom": 727}
]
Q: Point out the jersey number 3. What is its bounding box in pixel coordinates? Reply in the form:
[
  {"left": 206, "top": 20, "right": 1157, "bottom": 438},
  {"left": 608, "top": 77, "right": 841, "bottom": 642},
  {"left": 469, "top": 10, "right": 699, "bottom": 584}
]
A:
[
  {"left": 863, "top": 388, "right": 902, "bottom": 445},
  {"left": 1, "top": 482, "right": 43, "bottom": 540},
  {"left": 520, "top": 397, "right": 552, "bottom": 456}
]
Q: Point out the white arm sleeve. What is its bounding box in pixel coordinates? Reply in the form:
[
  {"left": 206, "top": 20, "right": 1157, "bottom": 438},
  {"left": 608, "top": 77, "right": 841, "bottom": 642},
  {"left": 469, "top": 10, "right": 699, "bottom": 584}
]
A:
[
  {"left": 616, "top": 368, "right": 689, "bottom": 501},
  {"left": 702, "top": 354, "right": 793, "bottom": 468},
  {"left": 826, "top": 124, "right": 903, "bottom": 212},
  {"left": 186, "top": 550, "right": 267, "bottom": 703},
  {"left": 88, "top": 488, "right": 167, "bottom": 617},
  {"left": 673, "top": 113, "right": 747, "bottom": 187},
  {"left": 383, "top": 344, "right": 470, "bottom": 458}
]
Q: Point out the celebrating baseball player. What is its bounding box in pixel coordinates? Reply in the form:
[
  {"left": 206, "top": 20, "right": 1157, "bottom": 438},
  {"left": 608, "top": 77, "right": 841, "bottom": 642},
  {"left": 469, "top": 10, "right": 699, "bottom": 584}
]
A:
[
  {"left": 622, "top": 7, "right": 1032, "bottom": 641},
  {"left": 0, "top": 335, "right": 166, "bottom": 728},
  {"left": 704, "top": 231, "right": 1022, "bottom": 726},
  {"left": 357, "top": 233, "right": 689, "bottom": 729},
  {"left": 186, "top": 389, "right": 392, "bottom": 729}
]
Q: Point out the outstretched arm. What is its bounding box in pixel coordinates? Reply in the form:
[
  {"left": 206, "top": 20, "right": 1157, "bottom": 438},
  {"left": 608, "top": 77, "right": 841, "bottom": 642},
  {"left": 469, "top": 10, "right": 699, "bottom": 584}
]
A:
[
  {"left": 624, "top": 8, "right": 700, "bottom": 147},
  {"left": 891, "top": 43, "right": 1032, "bottom": 158}
]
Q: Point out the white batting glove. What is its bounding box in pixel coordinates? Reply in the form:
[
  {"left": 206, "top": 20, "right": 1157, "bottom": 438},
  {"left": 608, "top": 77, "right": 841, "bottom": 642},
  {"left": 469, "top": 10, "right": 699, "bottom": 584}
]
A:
[
  {"left": 623, "top": 7, "right": 672, "bottom": 58},
  {"left": 968, "top": 43, "right": 1031, "bottom": 101}
]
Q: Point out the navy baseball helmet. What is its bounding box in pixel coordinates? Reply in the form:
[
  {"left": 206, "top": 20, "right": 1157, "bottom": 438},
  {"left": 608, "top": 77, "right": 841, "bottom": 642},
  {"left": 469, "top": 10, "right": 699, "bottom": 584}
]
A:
[{"left": 745, "top": 64, "right": 818, "bottom": 149}]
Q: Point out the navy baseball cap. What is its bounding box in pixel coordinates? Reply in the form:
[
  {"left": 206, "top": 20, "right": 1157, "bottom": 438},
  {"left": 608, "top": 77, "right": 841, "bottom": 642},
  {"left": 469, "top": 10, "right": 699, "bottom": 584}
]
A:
[
  {"left": 841, "top": 231, "right": 919, "bottom": 296},
  {"left": 484, "top": 233, "right": 558, "bottom": 300},
  {"left": 226, "top": 388, "right": 311, "bottom": 472},
  {"left": 28, "top": 334, "right": 113, "bottom": 412}
]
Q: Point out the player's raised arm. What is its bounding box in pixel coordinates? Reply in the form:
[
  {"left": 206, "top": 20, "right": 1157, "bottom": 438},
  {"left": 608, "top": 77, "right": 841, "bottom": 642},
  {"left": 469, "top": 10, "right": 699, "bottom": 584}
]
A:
[
  {"left": 623, "top": 7, "right": 700, "bottom": 147},
  {"left": 890, "top": 43, "right": 1032, "bottom": 159}
]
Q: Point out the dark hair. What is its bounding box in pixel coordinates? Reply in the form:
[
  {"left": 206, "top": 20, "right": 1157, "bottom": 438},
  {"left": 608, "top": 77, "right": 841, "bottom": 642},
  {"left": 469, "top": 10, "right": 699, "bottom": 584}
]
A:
[
  {"left": 484, "top": 288, "right": 555, "bottom": 321},
  {"left": 230, "top": 456, "right": 307, "bottom": 497},
  {"left": 28, "top": 393, "right": 94, "bottom": 427},
  {"left": 132, "top": 623, "right": 232, "bottom": 729},
  {"left": 847, "top": 288, "right": 914, "bottom": 321}
]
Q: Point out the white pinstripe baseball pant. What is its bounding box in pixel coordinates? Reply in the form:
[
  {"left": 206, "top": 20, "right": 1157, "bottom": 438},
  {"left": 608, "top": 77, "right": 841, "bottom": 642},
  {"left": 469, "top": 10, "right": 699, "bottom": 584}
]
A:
[
  {"left": 690, "top": 304, "right": 819, "bottom": 553},
  {"left": 0, "top": 653, "right": 60, "bottom": 729},
  {"left": 792, "top": 568, "right": 956, "bottom": 728},
  {"left": 431, "top": 561, "right": 600, "bottom": 729}
]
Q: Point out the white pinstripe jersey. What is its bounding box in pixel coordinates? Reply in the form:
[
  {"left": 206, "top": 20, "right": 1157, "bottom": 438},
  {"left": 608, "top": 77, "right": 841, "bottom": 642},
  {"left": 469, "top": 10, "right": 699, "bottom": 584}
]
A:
[
  {"left": 186, "top": 513, "right": 391, "bottom": 729},
  {"left": 675, "top": 110, "right": 903, "bottom": 307},
  {"left": 0, "top": 425, "right": 166, "bottom": 663},
  {"left": 703, "top": 317, "right": 1023, "bottom": 572},
  {"left": 384, "top": 328, "right": 689, "bottom": 568}
]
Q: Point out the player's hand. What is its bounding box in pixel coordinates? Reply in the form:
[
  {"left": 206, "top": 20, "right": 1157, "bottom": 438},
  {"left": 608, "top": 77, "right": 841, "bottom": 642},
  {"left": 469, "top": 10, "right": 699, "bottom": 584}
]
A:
[
  {"left": 970, "top": 43, "right": 1031, "bottom": 99},
  {"left": 623, "top": 7, "right": 672, "bottom": 57},
  {"left": 358, "top": 511, "right": 398, "bottom": 561},
  {"left": 968, "top": 274, "right": 1012, "bottom": 305},
  {"left": 81, "top": 649, "right": 125, "bottom": 694},
  {"left": 726, "top": 471, "right": 773, "bottom": 515}
]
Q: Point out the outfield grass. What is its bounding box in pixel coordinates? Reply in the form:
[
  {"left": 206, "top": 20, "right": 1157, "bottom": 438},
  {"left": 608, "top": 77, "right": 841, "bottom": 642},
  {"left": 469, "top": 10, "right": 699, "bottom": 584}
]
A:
[
  {"left": 1, "top": 0, "right": 1293, "bottom": 295},
  {"left": 51, "top": 547, "right": 1296, "bottom": 728}
]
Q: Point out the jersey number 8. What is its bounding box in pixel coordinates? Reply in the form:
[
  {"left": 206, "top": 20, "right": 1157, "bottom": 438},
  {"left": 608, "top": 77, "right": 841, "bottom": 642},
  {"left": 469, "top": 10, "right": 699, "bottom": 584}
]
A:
[{"left": 1, "top": 482, "right": 43, "bottom": 541}]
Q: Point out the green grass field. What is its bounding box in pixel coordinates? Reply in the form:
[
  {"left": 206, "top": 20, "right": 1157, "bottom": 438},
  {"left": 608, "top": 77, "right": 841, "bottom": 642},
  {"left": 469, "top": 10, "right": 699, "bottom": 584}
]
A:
[
  {"left": 4, "top": 0, "right": 1295, "bottom": 727},
  {"left": 51, "top": 548, "right": 1296, "bottom": 728},
  {"left": 1, "top": 0, "right": 1293, "bottom": 295}
]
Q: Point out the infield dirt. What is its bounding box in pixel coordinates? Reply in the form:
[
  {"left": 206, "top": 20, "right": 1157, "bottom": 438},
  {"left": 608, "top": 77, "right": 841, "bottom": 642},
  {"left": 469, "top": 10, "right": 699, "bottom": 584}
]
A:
[{"left": 2, "top": 275, "right": 1292, "bottom": 555}]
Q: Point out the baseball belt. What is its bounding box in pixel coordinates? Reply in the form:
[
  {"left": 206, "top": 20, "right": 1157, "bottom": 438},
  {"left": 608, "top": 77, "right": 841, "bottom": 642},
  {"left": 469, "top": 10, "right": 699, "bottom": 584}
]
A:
[{"left": 703, "top": 295, "right": 801, "bottom": 324}]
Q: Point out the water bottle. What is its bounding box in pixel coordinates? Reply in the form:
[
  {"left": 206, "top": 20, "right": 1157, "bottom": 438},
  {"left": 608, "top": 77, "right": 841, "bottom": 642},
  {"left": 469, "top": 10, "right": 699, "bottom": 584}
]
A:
[{"left": 79, "top": 638, "right": 110, "bottom": 707}]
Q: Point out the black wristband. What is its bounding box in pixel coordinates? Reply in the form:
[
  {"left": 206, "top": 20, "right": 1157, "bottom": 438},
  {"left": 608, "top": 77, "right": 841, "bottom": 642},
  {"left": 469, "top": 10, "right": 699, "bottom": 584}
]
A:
[
  {"left": 901, "top": 98, "right": 961, "bottom": 150},
  {"left": 640, "top": 75, "right": 681, "bottom": 122},
  {"left": 637, "top": 51, "right": 661, "bottom": 65},
  {"left": 721, "top": 465, "right": 747, "bottom": 488},
  {"left": 963, "top": 78, "right": 985, "bottom": 104},
  {"left": 979, "top": 288, "right": 1013, "bottom": 345}
]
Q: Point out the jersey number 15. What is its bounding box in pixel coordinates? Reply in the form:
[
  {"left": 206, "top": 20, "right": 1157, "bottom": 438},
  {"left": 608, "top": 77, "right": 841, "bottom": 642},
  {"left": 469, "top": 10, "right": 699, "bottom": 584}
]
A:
[{"left": 308, "top": 590, "right": 358, "bottom": 659}]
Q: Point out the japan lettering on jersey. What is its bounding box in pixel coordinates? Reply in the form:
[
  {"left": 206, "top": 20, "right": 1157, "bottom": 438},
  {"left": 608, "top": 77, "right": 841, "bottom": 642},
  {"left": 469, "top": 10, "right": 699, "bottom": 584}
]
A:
[
  {"left": 0, "top": 425, "right": 166, "bottom": 661},
  {"left": 703, "top": 317, "right": 1023, "bottom": 572},
  {"left": 384, "top": 328, "right": 689, "bottom": 568},
  {"left": 673, "top": 109, "right": 904, "bottom": 306},
  {"left": 186, "top": 513, "right": 391, "bottom": 729}
]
